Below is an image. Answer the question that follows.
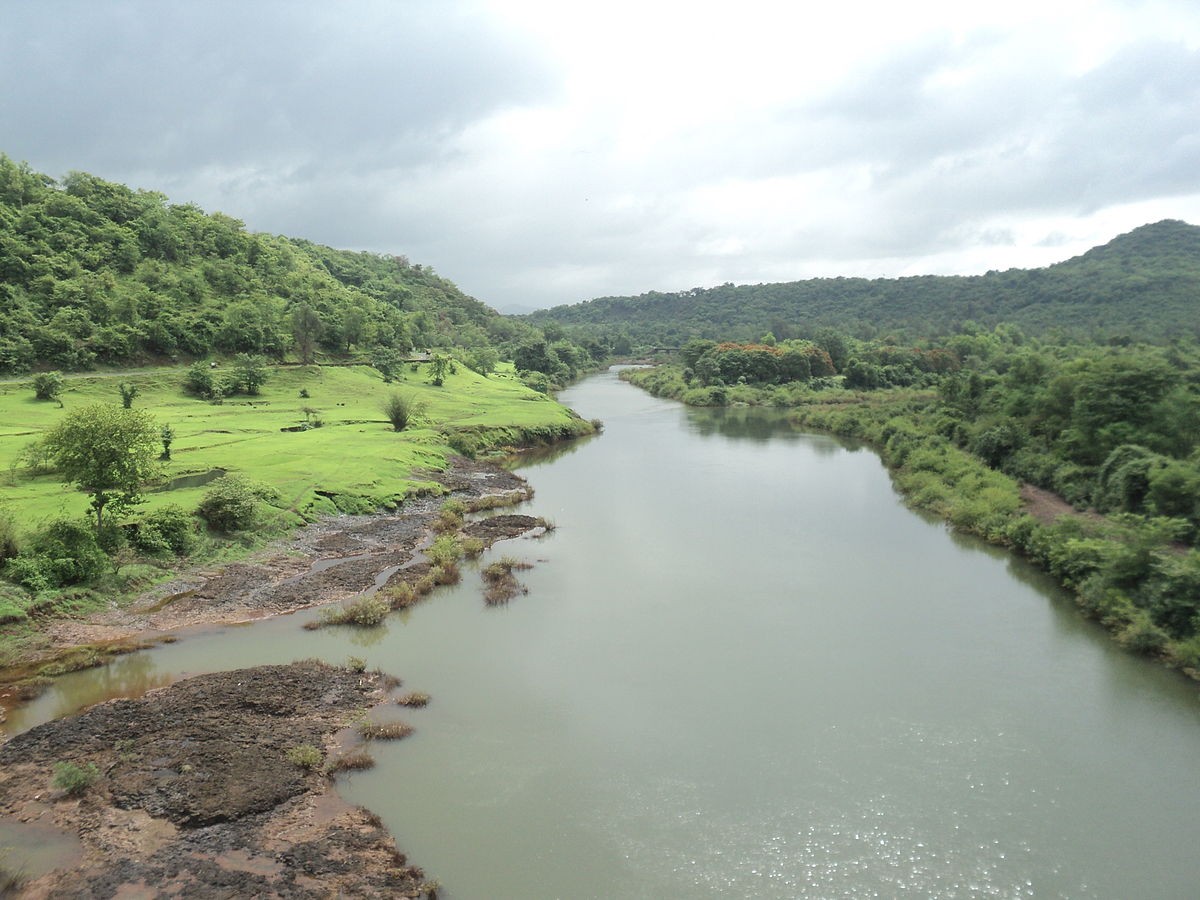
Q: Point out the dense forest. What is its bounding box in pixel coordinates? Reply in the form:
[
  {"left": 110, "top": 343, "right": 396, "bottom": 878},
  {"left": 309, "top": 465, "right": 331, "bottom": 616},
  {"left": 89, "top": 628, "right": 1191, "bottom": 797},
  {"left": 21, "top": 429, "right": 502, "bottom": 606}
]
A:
[
  {"left": 530, "top": 220, "right": 1200, "bottom": 345},
  {"left": 0, "top": 155, "right": 605, "bottom": 387}
]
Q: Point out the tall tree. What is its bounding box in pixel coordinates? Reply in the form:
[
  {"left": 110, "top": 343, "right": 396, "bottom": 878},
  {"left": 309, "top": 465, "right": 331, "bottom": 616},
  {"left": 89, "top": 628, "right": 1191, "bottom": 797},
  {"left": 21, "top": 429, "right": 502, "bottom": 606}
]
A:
[{"left": 291, "top": 303, "right": 323, "bottom": 364}]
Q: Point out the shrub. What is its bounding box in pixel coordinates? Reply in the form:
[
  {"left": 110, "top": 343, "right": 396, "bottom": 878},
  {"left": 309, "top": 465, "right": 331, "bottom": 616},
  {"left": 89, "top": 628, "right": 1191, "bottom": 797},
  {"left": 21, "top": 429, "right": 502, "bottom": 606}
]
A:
[
  {"left": 427, "top": 534, "right": 462, "bottom": 566},
  {"left": 183, "top": 362, "right": 217, "bottom": 398},
  {"left": 320, "top": 594, "right": 390, "bottom": 627},
  {"left": 382, "top": 391, "right": 424, "bottom": 432},
  {"left": 117, "top": 382, "right": 138, "bottom": 408},
  {"left": 431, "top": 562, "right": 461, "bottom": 585},
  {"left": 432, "top": 502, "right": 464, "bottom": 533},
  {"left": 132, "top": 505, "right": 198, "bottom": 556},
  {"left": 357, "top": 720, "right": 414, "bottom": 740},
  {"left": 8, "top": 520, "right": 108, "bottom": 590},
  {"left": 326, "top": 750, "right": 375, "bottom": 773},
  {"left": 197, "top": 475, "right": 277, "bottom": 532},
  {"left": 286, "top": 744, "right": 324, "bottom": 769},
  {"left": 32, "top": 370, "right": 63, "bottom": 401},
  {"left": 1117, "top": 616, "right": 1170, "bottom": 655},
  {"left": 382, "top": 582, "right": 417, "bottom": 609},
  {"left": 53, "top": 760, "right": 99, "bottom": 796},
  {"left": 396, "top": 691, "right": 430, "bottom": 708},
  {"left": 0, "top": 513, "right": 19, "bottom": 563}
]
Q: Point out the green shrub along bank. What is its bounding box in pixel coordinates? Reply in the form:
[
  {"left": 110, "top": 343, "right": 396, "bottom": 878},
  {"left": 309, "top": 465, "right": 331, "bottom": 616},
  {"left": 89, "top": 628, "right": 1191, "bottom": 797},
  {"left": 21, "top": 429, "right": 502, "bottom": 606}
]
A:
[
  {"left": 0, "top": 361, "right": 594, "bottom": 666},
  {"left": 625, "top": 359, "right": 1200, "bottom": 676}
]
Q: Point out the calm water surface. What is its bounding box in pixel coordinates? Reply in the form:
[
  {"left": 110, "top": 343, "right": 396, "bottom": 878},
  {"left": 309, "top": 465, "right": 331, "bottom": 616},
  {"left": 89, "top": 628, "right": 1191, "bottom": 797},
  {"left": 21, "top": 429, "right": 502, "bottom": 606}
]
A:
[{"left": 7, "top": 370, "right": 1200, "bottom": 898}]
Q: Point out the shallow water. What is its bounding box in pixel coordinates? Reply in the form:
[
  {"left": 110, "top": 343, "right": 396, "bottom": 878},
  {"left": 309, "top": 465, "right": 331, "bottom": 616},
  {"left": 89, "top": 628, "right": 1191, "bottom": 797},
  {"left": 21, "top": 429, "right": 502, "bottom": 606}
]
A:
[{"left": 6, "top": 371, "right": 1200, "bottom": 898}]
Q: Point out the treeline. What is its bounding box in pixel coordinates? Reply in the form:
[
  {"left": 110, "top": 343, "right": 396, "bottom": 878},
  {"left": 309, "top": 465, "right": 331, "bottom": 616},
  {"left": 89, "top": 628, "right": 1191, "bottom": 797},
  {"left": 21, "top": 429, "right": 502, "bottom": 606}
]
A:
[
  {"left": 0, "top": 155, "right": 606, "bottom": 387},
  {"left": 530, "top": 220, "right": 1200, "bottom": 345},
  {"left": 626, "top": 329, "right": 1200, "bottom": 670}
]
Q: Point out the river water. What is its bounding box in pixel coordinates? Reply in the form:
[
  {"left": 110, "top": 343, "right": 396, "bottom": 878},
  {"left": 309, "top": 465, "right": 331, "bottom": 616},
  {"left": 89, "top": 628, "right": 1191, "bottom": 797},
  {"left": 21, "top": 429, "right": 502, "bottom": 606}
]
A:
[{"left": 6, "top": 370, "right": 1200, "bottom": 897}]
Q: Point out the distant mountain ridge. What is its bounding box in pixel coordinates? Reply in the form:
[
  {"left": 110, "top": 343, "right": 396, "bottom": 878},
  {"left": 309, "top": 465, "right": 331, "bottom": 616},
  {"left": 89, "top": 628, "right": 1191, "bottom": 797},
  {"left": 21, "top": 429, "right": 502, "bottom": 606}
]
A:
[{"left": 529, "top": 220, "right": 1200, "bottom": 343}]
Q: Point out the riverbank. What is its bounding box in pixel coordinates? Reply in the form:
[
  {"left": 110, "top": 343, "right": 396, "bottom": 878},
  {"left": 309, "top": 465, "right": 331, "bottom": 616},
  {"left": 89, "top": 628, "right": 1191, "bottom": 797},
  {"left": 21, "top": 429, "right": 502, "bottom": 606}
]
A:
[
  {"left": 0, "top": 454, "right": 556, "bottom": 894},
  {"left": 0, "top": 660, "right": 437, "bottom": 898},
  {"left": 0, "top": 456, "right": 544, "bottom": 712}
]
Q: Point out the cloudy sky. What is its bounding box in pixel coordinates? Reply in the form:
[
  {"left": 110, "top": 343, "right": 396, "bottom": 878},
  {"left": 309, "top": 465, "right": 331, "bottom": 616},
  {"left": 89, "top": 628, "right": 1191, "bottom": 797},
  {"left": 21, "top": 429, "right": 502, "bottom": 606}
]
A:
[{"left": 3, "top": 0, "right": 1199, "bottom": 312}]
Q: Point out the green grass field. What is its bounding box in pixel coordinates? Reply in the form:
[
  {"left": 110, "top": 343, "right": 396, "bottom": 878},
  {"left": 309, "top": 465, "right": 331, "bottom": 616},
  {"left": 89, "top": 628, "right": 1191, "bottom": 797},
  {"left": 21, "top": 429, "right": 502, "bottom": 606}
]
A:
[{"left": 0, "top": 361, "right": 589, "bottom": 537}]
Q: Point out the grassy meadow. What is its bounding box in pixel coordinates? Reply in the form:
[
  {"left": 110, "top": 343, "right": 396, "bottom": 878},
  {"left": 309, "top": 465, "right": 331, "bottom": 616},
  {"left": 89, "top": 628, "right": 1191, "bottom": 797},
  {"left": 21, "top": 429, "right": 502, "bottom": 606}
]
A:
[{"left": 0, "top": 361, "right": 587, "bottom": 538}]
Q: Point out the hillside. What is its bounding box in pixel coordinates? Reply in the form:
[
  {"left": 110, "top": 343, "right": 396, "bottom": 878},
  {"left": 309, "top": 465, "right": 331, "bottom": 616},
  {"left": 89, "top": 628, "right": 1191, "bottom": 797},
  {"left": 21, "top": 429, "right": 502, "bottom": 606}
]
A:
[
  {"left": 0, "top": 155, "right": 512, "bottom": 374},
  {"left": 529, "top": 220, "right": 1200, "bottom": 344}
]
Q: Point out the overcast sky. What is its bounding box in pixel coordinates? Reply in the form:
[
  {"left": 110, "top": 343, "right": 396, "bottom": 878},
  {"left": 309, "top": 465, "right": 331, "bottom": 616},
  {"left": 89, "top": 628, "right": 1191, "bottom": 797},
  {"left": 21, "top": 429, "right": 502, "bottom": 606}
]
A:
[{"left": 3, "top": 0, "right": 1199, "bottom": 312}]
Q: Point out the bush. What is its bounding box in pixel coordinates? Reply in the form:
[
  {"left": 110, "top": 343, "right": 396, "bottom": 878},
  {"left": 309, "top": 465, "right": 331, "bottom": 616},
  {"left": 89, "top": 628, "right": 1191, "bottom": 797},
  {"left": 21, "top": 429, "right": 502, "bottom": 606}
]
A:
[
  {"left": 53, "top": 760, "right": 99, "bottom": 796},
  {"left": 381, "top": 391, "right": 423, "bottom": 432},
  {"left": 357, "top": 720, "right": 414, "bottom": 740},
  {"left": 183, "top": 362, "right": 217, "bottom": 399},
  {"left": 132, "top": 505, "right": 198, "bottom": 556},
  {"left": 197, "top": 475, "right": 277, "bottom": 532},
  {"left": 382, "top": 582, "right": 417, "bottom": 609},
  {"left": 0, "top": 513, "right": 19, "bottom": 563},
  {"left": 32, "top": 370, "right": 63, "bottom": 401},
  {"left": 285, "top": 744, "right": 324, "bottom": 769},
  {"left": 117, "top": 382, "right": 138, "bottom": 408},
  {"left": 427, "top": 535, "right": 462, "bottom": 566},
  {"left": 8, "top": 520, "right": 108, "bottom": 591},
  {"left": 326, "top": 750, "right": 375, "bottom": 773},
  {"left": 1117, "top": 616, "right": 1170, "bottom": 655},
  {"left": 432, "top": 501, "right": 464, "bottom": 533},
  {"left": 320, "top": 594, "right": 390, "bottom": 627}
]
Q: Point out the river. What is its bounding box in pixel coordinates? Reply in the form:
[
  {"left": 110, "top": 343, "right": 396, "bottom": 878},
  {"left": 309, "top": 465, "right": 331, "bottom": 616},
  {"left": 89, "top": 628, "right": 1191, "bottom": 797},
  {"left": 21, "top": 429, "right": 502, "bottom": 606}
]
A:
[{"left": 6, "top": 369, "right": 1200, "bottom": 898}]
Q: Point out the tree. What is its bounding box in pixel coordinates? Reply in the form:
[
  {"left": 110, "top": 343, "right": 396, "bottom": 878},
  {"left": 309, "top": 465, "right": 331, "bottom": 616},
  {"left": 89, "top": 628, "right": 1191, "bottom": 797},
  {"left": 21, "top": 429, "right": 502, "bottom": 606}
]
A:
[
  {"left": 341, "top": 308, "right": 365, "bottom": 351},
  {"left": 466, "top": 346, "right": 499, "bottom": 377},
  {"left": 370, "top": 347, "right": 405, "bottom": 383},
  {"left": 232, "top": 353, "right": 269, "bottom": 395},
  {"left": 291, "top": 303, "right": 322, "bottom": 364},
  {"left": 42, "top": 403, "right": 160, "bottom": 533},
  {"left": 428, "top": 353, "right": 451, "bottom": 387}
]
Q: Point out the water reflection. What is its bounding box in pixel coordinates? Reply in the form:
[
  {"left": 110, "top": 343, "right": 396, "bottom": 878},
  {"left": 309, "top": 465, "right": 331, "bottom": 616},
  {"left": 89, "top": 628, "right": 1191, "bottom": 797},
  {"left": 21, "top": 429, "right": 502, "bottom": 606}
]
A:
[
  {"left": 686, "top": 406, "right": 796, "bottom": 443},
  {"left": 684, "top": 405, "right": 866, "bottom": 457},
  {"left": 503, "top": 432, "right": 598, "bottom": 470},
  {"left": 47, "top": 649, "right": 173, "bottom": 723},
  {"left": 347, "top": 623, "right": 390, "bottom": 648}
]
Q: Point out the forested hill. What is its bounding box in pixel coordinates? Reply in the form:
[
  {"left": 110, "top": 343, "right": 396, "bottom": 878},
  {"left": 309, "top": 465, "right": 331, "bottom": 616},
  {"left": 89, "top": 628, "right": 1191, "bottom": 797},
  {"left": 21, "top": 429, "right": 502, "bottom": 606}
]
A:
[
  {"left": 528, "top": 220, "right": 1200, "bottom": 345},
  {"left": 0, "top": 155, "right": 510, "bottom": 374}
]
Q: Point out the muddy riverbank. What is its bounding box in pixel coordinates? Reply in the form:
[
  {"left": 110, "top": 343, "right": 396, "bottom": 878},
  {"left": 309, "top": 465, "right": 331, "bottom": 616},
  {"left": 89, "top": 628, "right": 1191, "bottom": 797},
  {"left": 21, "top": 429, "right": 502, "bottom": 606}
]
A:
[{"left": 0, "top": 660, "right": 435, "bottom": 898}]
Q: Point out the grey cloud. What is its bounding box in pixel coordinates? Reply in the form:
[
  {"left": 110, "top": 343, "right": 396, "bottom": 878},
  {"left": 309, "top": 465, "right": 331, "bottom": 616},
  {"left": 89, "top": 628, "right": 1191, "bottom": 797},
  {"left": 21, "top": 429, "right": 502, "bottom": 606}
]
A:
[{"left": 0, "top": 0, "right": 555, "bottom": 177}]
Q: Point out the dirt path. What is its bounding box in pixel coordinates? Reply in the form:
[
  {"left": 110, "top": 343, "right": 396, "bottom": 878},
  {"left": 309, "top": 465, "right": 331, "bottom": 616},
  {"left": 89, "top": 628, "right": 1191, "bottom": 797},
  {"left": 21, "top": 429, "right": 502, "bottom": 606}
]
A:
[{"left": 1019, "top": 482, "right": 1102, "bottom": 525}]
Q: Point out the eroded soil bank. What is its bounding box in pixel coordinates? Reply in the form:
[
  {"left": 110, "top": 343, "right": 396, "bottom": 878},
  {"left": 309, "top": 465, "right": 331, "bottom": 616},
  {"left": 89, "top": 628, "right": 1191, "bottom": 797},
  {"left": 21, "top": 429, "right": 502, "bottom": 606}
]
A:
[{"left": 0, "top": 661, "right": 434, "bottom": 898}]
